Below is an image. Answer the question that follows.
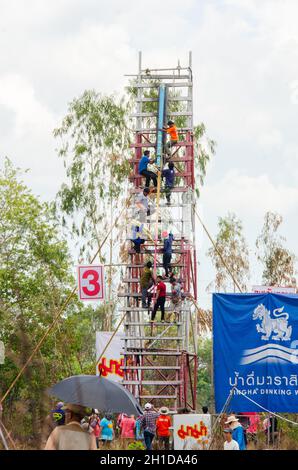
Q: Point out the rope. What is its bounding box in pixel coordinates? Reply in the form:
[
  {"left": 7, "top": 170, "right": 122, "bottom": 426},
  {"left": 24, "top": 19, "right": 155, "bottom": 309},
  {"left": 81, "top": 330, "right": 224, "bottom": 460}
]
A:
[
  {"left": 234, "top": 388, "right": 298, "bottom": 426},
  {"left": 153, "top": 171, "right": 162, "bottom": 281},
  {"left": 0, "top": 198, "right": 131, "bottom": 406},
  {"left": 0, "top": 419, "right": 16, "bottom": 449},
  {"left": 208, "top": 386, "right": 235, "bottom": 449},
  {"left": 194, "top": 208, "right": 243, "bottom": 293}
]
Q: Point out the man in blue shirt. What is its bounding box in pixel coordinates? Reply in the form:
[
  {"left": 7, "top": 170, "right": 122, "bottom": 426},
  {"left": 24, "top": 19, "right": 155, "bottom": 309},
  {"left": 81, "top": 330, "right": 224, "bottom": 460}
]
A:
[
  {"left": 138, "top": 150, "right": 157, "bottom": 188},
  {"left": 225, "top": 415, "right": 246, "bottom": 450},
  {"left": 163, "top": 232, "right": 174, "bottom": 277}
]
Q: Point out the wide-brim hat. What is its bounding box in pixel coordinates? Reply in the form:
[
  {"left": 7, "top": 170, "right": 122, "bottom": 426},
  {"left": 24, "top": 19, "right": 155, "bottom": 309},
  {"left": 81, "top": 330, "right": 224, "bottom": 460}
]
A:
[
  {"left": 159, "top": 407, "right": 169, "bottom": 415},
  {"left": 225, "top": 416, "right": 239, "bottom": 425},
  {"left": 62, "top": 403, "right": 87, "bottom": 417}
]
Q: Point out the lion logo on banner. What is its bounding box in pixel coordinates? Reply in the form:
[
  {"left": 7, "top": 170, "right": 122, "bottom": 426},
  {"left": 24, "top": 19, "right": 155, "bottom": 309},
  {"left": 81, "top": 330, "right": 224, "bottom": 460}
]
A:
[{"left": 252, "top": 304, "right": 292, "bottom": 341}]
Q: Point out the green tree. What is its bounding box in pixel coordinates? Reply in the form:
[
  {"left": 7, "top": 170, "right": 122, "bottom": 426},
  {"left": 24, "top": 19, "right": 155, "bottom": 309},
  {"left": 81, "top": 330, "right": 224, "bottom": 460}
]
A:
[
  {"left": 197, "top": 337, "right": 212, "bottom": 409},
  {"left": 0, "top": 159, "right": 107, "bottom": 448},
  {"left": 54, "top": 90, "right": 131, "bottom": 262},
  {"left": 207, "top": 213, "right": 250, "bottom": 292},
  {"left": 256, "top": 211, "right": 296, "bottom": 287}
]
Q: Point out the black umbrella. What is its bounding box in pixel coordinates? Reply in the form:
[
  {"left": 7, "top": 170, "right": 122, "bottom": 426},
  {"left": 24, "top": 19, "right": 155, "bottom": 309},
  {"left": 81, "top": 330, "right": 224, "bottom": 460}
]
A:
[{"left": 47, "top": 375, "right": 143, "bottom": 415}]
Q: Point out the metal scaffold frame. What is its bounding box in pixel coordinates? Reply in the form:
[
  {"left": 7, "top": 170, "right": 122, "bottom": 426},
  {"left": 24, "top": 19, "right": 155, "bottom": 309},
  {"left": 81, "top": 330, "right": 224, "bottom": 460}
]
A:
[{"left": 120, "top": 52, "right": 198, "bottom": 412}]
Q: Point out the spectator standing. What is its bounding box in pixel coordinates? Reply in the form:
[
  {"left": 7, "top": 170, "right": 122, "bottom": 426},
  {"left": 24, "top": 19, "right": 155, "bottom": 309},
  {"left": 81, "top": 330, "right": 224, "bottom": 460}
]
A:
[
  {"left": 120, "top": 414, "right": 136, "bottom": 448},
  {"left": 45, "top": 404, "right": 96, "bottom": 450},
  {"left": 100, "top": 414, "right": 114, "bottom": 447},
  {"left": 225, "top": 416, "right": 246, "bottom": 450},
  {"left": 136, "top": 416, "right": 145, "bottom": 442},
  {"left": 156, "top": 407, "right": 171, "bottom": 450},
  {"left": 223, "top": 429, "right": 240, "bottom": 450},
  {"left": 139, "top": 403, "right": 159, "bottom": 450}
]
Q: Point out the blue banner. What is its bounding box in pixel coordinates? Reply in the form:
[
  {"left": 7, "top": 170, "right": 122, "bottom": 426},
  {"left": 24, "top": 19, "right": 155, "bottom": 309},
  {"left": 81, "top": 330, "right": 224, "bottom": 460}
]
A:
[{"left": 213, "top": 293, "right": 298, "bottom": 413}]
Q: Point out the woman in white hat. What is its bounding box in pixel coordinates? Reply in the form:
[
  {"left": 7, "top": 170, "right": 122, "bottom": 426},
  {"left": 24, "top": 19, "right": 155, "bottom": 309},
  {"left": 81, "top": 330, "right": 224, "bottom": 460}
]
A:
[{"left": 225, "top": 415, "right": 246, "bottom": 450}]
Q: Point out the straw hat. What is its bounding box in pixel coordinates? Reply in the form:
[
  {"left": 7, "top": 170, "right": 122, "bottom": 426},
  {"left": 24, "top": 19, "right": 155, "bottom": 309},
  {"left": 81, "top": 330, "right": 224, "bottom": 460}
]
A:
[
  {"left": 225, "top": 415, "right": 239, "bottom": 425},
  {"left": 62, "top": 403, "right": 87, "bottom": 417},
  {"left": 159, "top": 407, "right": 169, "bottom": 415}
]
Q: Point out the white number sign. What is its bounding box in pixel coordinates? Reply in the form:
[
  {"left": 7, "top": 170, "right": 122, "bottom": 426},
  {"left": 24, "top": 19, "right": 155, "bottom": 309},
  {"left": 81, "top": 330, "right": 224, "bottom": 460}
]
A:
[{"left": 78, "top": 265, "right": 105, "bottom": 301}]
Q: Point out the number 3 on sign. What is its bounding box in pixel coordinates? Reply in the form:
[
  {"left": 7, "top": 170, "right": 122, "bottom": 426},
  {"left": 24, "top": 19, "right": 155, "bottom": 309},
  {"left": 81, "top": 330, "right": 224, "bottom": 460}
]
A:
[{"left": 78, "top": 266, "right": 105, "bottom": 301}]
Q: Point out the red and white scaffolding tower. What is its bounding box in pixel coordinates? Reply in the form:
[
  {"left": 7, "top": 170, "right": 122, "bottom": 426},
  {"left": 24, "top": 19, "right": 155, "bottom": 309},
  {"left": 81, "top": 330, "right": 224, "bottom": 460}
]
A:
[{"left": 119, "top": 52, "right": 198, "bottom": 411}]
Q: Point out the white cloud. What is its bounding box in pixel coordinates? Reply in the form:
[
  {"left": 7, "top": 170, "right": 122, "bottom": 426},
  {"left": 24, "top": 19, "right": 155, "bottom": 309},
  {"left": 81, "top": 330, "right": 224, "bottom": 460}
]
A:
[{"left": 202, "top": 170, "right": 298, "bottom": 216}]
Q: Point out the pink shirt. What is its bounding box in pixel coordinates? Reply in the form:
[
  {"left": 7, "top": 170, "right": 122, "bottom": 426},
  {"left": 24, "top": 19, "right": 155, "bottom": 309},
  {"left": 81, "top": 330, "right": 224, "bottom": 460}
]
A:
[{"left": 120, "top": 416, "right": 136, "bottom": 438}]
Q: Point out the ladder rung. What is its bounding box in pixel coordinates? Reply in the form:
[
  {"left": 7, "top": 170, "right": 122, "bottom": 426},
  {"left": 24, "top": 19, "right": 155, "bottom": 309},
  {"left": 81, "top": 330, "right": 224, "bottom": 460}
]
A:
[
  {"left": 130, "top": 187, "right": 190, "bottom": 194},
  {"left": 131, "top": 111, "right": 192, "bottom": 118},
  {"left": 130, "top": 141, "right": 193, "bottom": 148},
  {"left": 137, "top": 74, "right": 190, "bottom": 80},
  {"left": 128, "top": 82, "right": 192, "bottom": 89},
  {"left": 136, "top": 97, "right": 191, "bottom": 103},
  {"left": 134, "top": 127, "right": 192, "bottom": 133}
]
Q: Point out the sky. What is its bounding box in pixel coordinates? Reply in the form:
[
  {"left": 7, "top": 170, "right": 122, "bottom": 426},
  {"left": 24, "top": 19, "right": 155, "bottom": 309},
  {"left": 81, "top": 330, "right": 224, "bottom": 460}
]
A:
[{"left": 1, "top": 0, "right": 298, "bottom": 308}]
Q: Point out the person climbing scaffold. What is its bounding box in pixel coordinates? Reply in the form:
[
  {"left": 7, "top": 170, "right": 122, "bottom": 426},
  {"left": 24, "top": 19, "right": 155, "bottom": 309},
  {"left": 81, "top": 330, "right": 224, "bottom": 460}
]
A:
[
  {"left": 151, "top": 275, "right": 167, "bottom": 323},
  {"left": 162, "top": 161, "right": 175, "bottom": 205},
  {"left": 161, "top": 120, "right": 178, "bottom": 157},
  {"left": 138, "top": 150, "right": 158, "bottom": 188}
]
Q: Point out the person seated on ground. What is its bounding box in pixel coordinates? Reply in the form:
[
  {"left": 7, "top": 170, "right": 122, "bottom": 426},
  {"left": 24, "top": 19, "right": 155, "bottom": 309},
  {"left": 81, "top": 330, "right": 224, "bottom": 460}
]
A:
[
  {"left": 140, "top": 261, "right": 154, "bottom": 309},
  {"left": 161, "top": 120, "right": 178, "bottom": 157},
  {"left": 156, "top": 407, "right": 171, "bottom": 450},
  {"left": 162, "top": 162, "right": 175, "bottom": 205},
  {"left": 223, "top": 428, "right": 239, "bottom": 451},
  {"left": 151, "top": 276, "right": 167, "bottom": 323},
  {"left": 45, "top": 404, "right": 97, "bottom": 450},
  {"left": 138, "top": 150, "right": 157, "bottom": 188}
]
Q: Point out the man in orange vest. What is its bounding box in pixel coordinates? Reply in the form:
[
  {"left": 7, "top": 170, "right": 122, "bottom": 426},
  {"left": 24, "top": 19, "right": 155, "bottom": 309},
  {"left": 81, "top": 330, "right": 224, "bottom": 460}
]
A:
[
  {"left": 162, "top": 120, "right": 178, "bottom": 157},
  {"left": 156, "top": 407, "right": 171, "bottom": 450}
]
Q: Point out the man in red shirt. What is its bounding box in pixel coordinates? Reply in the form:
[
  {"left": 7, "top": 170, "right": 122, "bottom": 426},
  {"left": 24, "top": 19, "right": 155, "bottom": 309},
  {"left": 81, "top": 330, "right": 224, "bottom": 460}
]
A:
[
  {"left": 151, "top": 276, "right": 166, "bottom": 322},
  {"left": 156, "top": 407, "right": 171, "bottom": 450}
]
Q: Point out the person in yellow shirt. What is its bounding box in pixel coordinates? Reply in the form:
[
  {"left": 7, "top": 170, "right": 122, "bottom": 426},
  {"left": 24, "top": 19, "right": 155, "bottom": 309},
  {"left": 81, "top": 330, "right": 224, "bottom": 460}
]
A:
[{"left": 162, "top": 120, "right": 178, "bottom": 157}]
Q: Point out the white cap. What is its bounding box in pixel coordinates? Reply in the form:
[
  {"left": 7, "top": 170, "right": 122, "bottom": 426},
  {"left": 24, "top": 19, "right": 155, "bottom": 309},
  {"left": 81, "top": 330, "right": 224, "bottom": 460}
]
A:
[{"left": 144, "top": 403, "right": 152, "bottom": 410}]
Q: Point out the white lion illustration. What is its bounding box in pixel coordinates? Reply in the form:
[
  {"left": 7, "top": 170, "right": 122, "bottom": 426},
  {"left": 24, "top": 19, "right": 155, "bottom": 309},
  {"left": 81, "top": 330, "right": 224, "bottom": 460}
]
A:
[{"left": 252, "top": 304, "right": 292, "bottom": 341}]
